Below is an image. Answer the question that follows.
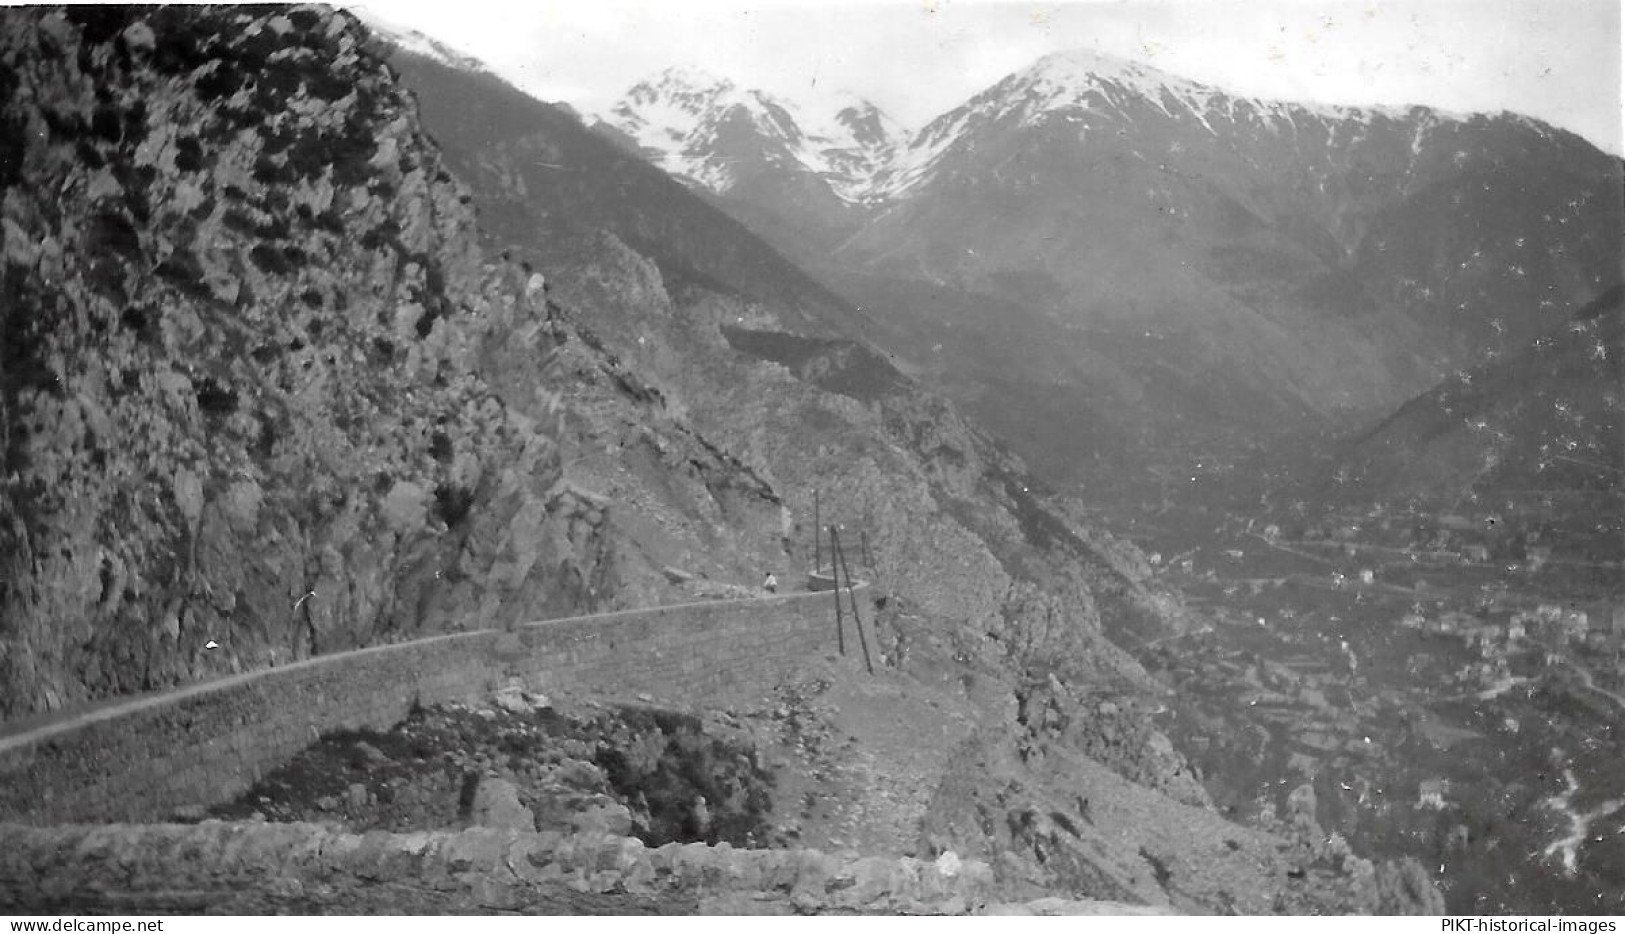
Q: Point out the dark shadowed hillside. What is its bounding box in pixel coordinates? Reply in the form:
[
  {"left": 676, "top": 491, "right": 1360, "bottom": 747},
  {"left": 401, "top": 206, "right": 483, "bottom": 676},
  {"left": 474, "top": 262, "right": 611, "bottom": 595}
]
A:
[
  {"left": 1317, "top": 285, "right": 1625, "bottom": 565},
  {"left": 1340, "top": 287, "right": 1623, "bottom": 498},
  {"left": 384, "top": 54, "right": 875, "bottom": 341}
]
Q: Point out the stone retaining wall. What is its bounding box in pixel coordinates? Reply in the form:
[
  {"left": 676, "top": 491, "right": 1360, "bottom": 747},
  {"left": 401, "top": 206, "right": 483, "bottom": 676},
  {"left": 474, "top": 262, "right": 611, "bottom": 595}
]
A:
[
  {"left": 0, "top": 587, "right": 865, "bottom": 825},
  {"left": 0, "top": 820, "right": 1005, "bottom": 915}
]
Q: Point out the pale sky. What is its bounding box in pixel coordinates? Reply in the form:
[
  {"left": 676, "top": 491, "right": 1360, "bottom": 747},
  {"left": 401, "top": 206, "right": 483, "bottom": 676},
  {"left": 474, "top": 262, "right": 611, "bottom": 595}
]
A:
[{"left": 353, "top": 0, "right": 1623, "bottom": 155}]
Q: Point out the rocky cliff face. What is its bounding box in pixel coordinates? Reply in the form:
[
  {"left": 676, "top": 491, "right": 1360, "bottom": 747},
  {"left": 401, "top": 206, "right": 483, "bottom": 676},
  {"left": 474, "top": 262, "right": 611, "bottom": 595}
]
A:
[
  {"left": 0, "top": 4, "right": 840, "bottom": 720},
  {"left": 0, "top": 6, "right": 623, "bottom": 717}
]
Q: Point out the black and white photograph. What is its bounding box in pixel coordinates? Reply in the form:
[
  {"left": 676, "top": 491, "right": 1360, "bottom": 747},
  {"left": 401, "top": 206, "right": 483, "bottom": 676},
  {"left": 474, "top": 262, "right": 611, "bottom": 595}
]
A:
[{"left": 0, "top": 0, "right": 1620, "bottom": 919}]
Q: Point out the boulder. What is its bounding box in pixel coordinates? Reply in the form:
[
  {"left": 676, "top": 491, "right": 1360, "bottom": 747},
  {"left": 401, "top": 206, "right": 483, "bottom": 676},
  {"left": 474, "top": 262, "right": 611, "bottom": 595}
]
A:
[
  {"left": 491, "top": 685, "right": 552, "bottom": 715},
  {"left": 469, "top": 778, "right": 535, "bottom": 832},
  {"left": 569, "top": 798, "right": 634, "bottom": 837},
  {"left": 346, "top": 783, "right": 370, "bottom": 809}
]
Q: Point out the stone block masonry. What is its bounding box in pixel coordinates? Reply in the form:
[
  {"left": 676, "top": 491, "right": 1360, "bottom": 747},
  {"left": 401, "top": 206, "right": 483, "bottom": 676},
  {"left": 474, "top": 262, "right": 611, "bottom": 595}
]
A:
[
  {"left": 0, "top": 586, "right": 865, "bottom": 825},
  {"left": 0, "top": 820, "right": 1009, "bottom": 915}
]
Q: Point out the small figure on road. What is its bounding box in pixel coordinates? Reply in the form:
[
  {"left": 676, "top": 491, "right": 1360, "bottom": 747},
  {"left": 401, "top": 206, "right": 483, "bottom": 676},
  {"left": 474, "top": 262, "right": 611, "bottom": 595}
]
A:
[{"left": 763, "top": 572, "right": 778, "bottom": 594}]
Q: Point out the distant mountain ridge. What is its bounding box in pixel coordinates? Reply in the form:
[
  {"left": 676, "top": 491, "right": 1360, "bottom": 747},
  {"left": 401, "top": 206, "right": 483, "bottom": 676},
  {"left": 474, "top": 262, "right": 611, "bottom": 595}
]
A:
[
  {"left": 593, "top": 49, "right": 1623, "bottom": 485},
  {"left": 598, "top": 49, "right": 1585, "bottom": 209}
]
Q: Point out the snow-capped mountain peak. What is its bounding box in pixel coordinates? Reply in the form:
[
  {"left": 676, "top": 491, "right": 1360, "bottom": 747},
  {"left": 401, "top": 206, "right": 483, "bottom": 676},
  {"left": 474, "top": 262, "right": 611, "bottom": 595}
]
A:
[
  {"left": 642, "top": 65, "right": 733, "bottom": 93},
  {"left": 1003, "top": 48, "right": 1491, "bottom": 135},
  {"left": 980, "top": 47, "right": 1238, "bottom": 131},
  {"left": 601, "top": 68, "right": 905, "bottom": 204},
  {"left": 618, "top": 66, "right": 737, "bottom": 117},
  {"left": 611, "top": 66, "right": 752, "bottom": 152},
  {"left": 1027, "top": 48, "right": 1184, "bottom": 95},
  {"left": 874, "top": 46, "right": 1494, "bottom": 201}
]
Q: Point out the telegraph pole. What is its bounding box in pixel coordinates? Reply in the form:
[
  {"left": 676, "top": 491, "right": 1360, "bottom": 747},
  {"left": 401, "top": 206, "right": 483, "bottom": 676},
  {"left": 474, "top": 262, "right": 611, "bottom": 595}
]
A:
[
  {"left": 813, "top": 490, "right": 821, "bottom": 573},
  {"left": 832, "top": 527, "right": 874, "bottom": 675}
]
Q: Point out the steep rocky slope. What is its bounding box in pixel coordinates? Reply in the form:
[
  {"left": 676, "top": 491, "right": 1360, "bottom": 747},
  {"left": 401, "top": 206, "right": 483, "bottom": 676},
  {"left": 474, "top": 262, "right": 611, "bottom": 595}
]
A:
[
  {"left": 385, "top": 44, "right": 1177, "bottom": 705},
  {"left": 0, "top": 5, "right": 786, "bottom": 718},
  {"left": 382, "top": 37, "right": 1238, "bottom": 826},
  {"left": 541, "top": 307, "right": 790, "bottom": 609}
]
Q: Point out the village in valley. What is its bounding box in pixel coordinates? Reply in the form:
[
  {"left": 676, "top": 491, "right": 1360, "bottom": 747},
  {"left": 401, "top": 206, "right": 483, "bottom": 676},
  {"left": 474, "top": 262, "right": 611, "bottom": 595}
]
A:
[{"left": 1090, "top": 484, "right": 1625, "bottom": 914}]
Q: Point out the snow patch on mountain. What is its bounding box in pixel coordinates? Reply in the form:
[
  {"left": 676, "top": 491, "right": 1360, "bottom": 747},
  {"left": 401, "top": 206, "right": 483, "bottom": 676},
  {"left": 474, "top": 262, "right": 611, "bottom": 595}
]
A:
[
  {"left": 602, "top": 66, "right": 903, "bottom": 203},
  {"left": 1023, "top": 50, "right": 1214, "bottom": 121}
]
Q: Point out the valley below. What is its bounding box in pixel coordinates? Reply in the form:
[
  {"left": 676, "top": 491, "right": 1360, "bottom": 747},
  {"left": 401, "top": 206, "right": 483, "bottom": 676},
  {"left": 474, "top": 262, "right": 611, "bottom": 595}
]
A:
[{"left": 1086, "top": 468, "right": 1625, "bottom": 914}]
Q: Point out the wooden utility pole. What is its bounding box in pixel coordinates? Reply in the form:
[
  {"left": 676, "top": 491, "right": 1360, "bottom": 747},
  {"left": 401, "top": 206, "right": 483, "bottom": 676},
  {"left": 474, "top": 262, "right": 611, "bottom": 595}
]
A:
[
  {"left": 813, "top": 491, "right": 821, "bottom": 573},
  {"left": 859, "top": 529, "right": 874, "bottom": 572},
  {"left": 829, "top": 523, "right": 844, "bottom": 656},
  {"left": 831, "top": 527, "right": 874, "bottom": 675}
]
